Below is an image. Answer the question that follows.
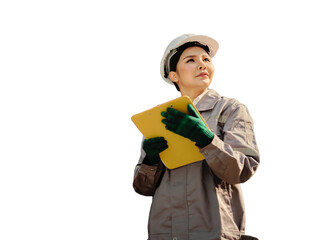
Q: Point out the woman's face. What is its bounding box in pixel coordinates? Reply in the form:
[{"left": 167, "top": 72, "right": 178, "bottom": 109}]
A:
[{"left": 169, "top": 46, "right": 214, "bottom": 93}]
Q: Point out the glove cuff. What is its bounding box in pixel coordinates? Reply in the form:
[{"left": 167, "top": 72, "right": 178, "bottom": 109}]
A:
[
  {"left": 196, "top": 129, "right": 215, "bottom": 148},
  {"left": 142, "top": 155, "right": 161, "bottom": 166}
]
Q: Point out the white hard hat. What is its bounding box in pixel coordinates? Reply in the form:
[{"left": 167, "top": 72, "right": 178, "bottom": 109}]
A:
[{"left": 160, "top": 34, "right": 219, "bottom": 85}]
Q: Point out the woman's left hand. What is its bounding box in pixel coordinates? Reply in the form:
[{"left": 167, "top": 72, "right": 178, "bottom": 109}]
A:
[{"left": 161, "top": 104, "right": 214, "bottom": 148}]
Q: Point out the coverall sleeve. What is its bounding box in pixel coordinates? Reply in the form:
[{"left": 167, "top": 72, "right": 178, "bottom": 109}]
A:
[
  {"left": 199, "top": 103, "right": 260, "bottom": 184},
  {"left": 133, "top": 139, "right": 165, "bottom": 196}
]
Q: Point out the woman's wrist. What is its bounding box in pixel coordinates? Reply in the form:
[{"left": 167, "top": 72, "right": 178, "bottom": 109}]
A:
[
  {"left": 142, "top": 155, "right": 161, "bottom": 166},
  {"left": 196, "top": 130, "right": 214, "bottom": 148}
]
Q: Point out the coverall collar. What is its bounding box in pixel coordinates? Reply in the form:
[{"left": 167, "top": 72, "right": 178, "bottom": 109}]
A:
[{"left": 195, "top": 88, "right": 221, "bottom": 111}]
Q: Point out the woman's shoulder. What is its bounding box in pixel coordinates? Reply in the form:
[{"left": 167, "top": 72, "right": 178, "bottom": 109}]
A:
[
  {"left": 206, "top": 89, "right": 246, "bottom": 109},
  {"left": 203, "top": 89, "right": 253, "bottom": 122}
]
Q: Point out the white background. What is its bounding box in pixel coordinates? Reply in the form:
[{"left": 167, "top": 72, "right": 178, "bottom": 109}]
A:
[{"left": 1, "top": 0, "right": 319, "bottom": 239}]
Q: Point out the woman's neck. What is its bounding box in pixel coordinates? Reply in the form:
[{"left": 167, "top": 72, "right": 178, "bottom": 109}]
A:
[{"left": 180, "top": 88, "right": 208, "bottom": 101}]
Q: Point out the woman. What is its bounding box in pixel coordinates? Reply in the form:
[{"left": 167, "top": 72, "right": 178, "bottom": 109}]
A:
[{"left": 133, "top": 34, "right": 260, "bottom": 240}]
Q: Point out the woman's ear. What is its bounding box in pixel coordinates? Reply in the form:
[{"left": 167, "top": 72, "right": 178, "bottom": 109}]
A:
[{"left": 168, "top": 71, "right": 178, "bottom": 83}]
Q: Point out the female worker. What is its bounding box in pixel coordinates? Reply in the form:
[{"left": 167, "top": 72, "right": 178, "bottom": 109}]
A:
[{"left": 133, "top": 34, "right": 260, "bottom": 240}]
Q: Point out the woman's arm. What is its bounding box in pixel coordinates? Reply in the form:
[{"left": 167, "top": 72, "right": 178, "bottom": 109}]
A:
[
  {"left": 133, "top": 139, "right": 166, "bottom": 196},
  {"left": 200, "top": 103, "right": 260, "bottom": 184}
]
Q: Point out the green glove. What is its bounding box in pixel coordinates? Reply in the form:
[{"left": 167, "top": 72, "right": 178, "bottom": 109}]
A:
[
  {"left": 142, "top": 137, "right": 168, "bottom": 165},
  {"left": 161, "top": 104, "right": 214, "bottom": 148}
]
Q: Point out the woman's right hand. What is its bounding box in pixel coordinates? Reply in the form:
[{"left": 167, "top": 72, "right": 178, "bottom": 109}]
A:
[{"left": 142, "top": 137, "right": 168, "bottom": 165}]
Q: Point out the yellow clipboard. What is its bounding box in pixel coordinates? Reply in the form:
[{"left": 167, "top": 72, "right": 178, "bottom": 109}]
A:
[{"left": 131, "top": 96, "right": 209, "bottom": 169}]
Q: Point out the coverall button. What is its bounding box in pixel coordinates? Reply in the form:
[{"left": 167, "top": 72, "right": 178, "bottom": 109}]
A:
[{"left": 173, "top": 237, "right": 178, "bottom": 240}]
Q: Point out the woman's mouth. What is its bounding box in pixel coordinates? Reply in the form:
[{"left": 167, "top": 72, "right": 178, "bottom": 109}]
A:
[{"left": 196, "top": 72, "right": 209, "bottom": 78}]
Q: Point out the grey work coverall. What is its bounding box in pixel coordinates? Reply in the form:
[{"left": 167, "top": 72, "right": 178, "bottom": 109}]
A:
[{"left": 133, "top": 89, "right": 260, "bottom": 240}]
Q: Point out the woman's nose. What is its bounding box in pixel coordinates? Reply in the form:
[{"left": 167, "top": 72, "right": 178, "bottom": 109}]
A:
[{"left": 198, "top": 61, "right": 207, "bottom": 70}]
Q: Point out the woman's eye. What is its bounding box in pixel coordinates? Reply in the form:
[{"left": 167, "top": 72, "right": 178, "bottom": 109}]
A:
[
  {"left": 204, "top": 58, "right": 210, "bottom": 62},
  {"left": 186, "top": 59, "right": 194, "bottom": 63}
]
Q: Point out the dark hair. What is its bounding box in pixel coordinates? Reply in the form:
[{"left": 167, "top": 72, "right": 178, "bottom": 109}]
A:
[{"left": 168, "top": 41, "right": 210, "bottom": 91}]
